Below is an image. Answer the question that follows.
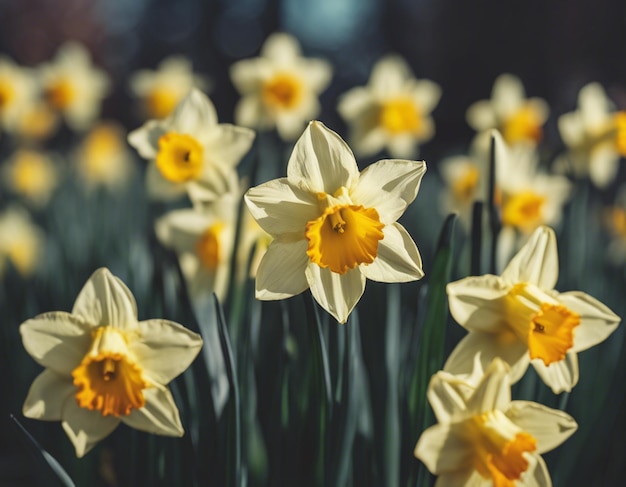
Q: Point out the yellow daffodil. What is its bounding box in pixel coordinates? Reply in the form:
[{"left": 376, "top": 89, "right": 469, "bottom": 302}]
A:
[
  {"left": 0, "top": 205, "right": 44, "bottom": 278},
  {"left": 338, "top": 55, "right": 441, "bottom": 159},
  {"left": 128, "top": 88, "right": 255, "bottom": 201},
  {"left": 20, "top": 268, "right": 203, "bottom": 457},
  {"left": 0, "top": 56, "right": 37, "bottom": 133},
  {"left": 495, "top": 136, "right": 571, "bottom": 236},
  {"left": 244, "top": 121, "right": 425, "bottom": 323},
  {"left": 1, "top": 149, "right": 59, "bottom": 207},
  {"left": 230, "top": 33, "right": 332, "bottom": 140},
  {"left": 129, "top": 56, "right": 211, "bottom": 120},
  {"left": 156, "top": 192, "right": 239, "bottom": 302},
  {"left": 557, "top": 82, "right": 626, "bottom": 188},
  {"left": 445, "top": 226, "right": 621, "bottom": 393},
  {"left": 74, "top": 121, "right": 135, "bottom": 192},
  {"left": 39, "top": 42, "right": 110, "bottom": 131},
  {"left": 415, "top": 358, "right": 578, "bottom": 486},
  {"left": 466, "top": 74, "right": 548, "bottom": 146}
]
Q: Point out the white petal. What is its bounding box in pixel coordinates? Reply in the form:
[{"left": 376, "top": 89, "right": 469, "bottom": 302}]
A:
[
  {"left": 61, "top": 400, "right": 119, "bottom": 457},
  {"left": 127, "top": 120, "right": 163, "bottom": 159},
  {"left": 387, "top": 134, "right": 419, "bottom": 159},
  {"left": 446, "top": 275, "right": 510, "bottom": 332},
  {"left": 144, "top": 161, "right": 187, "bottom": 201},
  {"left": 557, "top": 291, "right": 621, "bottom": 352},
  {"left": 234, "top": 96, "right": 263, "bottom": 128},
  {"left": 466, "top": 100, "right": 497, "bottom": 131},
  {"left": 20, "top": 312, "right": 92, "bottom": 375},
  {"left": 205, "top": 123, "right": 255, "bottom": 168},
  {"left": 444, "top": 332, "right": 529, "bottom": 385},
  {"left": 505, "top": 400, "right": 578, "bottom": 454},
  {"left": 501, "top": 226, "right": 558, "bottom": 289},
  {"left": 558, "top": 112, "right": 585, "bottom": 148},
  {"left": 255, "top": 239, "right": 310, "bottom": 299},
  {"left": 370, "top": 56, "right": 411, "bottom": 95},
  {"left": 122, "top": 387, "right": 184, "bottom": 437},
  {"left": 351, "top": 159, "right": 426, "bottom": 223},
  {"left": 466, "top": 358, "right": 511, "bottom": 414},
  {"left": 521, "top": 454, "right": 553, "bottom": 487},
  {"left": 414, "top": 424, "right": 472, "bottom": 475},
  {"left": 155, "top": 209, "right": 211, "bottom": 252},
  {"left": 23, "top": 370, "right": 75, "bottom": 420},
  {"left": 350, "top": 125, "right": 387, "bottom": 158},
  {"left": 579, "top": 82, "right": 613, "bottom": 128},
  {"left": 531, "top": 352, "right": 579, "bottom": 393},
  {"left": 71, "top": 268, "right": 138, "bottom": 330},
  {"left": 337, "top": 88, "right": 373, "bottom": 121},
  {"left": 300, "top": 58, "right": 332, "bottom": 92},
  {"left": 412, "top": 79, "right": 442, "bottom": 114},
  {"left": 491, "top": 74, "right": 525, "bottom": 118},
  {"left": 286, "top": 121, "right": 359, "bottom": 194},
  {"left": 244, "top": 178, "right": 319, "bottom": 237},
  {"left": 362, "top": 223, "right": 423, "bottom": 282},
  {"left": 305, "top": 264, "right": 366, "bottom": 324},
  {"left": 435, "top": 469, "right": 484, "bottom": 487},
  {"left": 261, "top": 33, "right": 301, "bottom": 62},
  {"left": 130, "top": 319, "right": 203, "bottom": 384},
  {"left": 427, "top": 371, "right": 470, "bottom": 423},
  {"left": 169, "top": 88, "right": 217, "bottom": 135},
  {"left": 589, "top": 143, "right": 620, "bottom": 188}
]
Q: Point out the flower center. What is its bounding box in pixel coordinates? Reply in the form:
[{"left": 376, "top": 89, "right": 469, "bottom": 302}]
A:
[
  {"left": 451, "top": 164, "right": 480, "bottom": 204},
  {"left": 11, "top": 150, "right": 53, "bottom": 196},
  {"left": 145, "top": 87, "right": 178, "bottom": 119},
  {"left": 0, "top": 78, "right": 15, "bottom": 109},
  {"left": 502, "top": 104, "right": 543, "bottom": 144},
  {"left": 196, "top": 222, "right": 225, "bottom": 270},
  {"left": 156, "top": 132, "right": 204, "bottom": 183},
  {"left": 501, "top": 191, "right": 545, "bottom": 230},
  {"left": 262, "top": 72, "right": 303, "bottom": 110},
  {"left": 465, "top": 410, "right": 537, "bottom": 487},
  {"left": 72, "top": 327, "right": 148, "bottom": 417},
  {"left": 305, "top": 189, "right": 384, "bottom": 274},
  {"left": 505, "top": 283, "right": 580, "bottom": 365},
  {"left": 45, "top": 78, "right": 76, "bottom": 110},
  {"left": 379, "top": 97, "right": 422, "bottom": 135}
]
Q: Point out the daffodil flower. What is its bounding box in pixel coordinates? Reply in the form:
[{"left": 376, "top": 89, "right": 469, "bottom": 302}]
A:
[
  {"left": 230, "top": 33, "right": 332, "bottom": 140},
  {"left": 156, "top": 192, "right": 238, "bottom": 302},
  {"left": 20, "top": 268, "right": 203, "bottom": 457},
  {"left": 129, "top": 56, "right": 211, "bottom": 120},
  {"left": 338, "top": 55, "right": 441, "bottom": 159},
  {"left": 244, "top": 121, "right": 425, "bottom": 323},
  {"left": 466, "top": 74, "right": 548, "bottom": 146},
  {"left": 128, "top": 88, "right": 255, "bottom": 200},
  {"left": 415, "top": 358, "right": 578, "bottom": 486},
  {"left": 0, "top": 205, "right": 44, "bottom": 278},
  {"left": 557, "top": 82, "right": 626, "bottom": 188},
  {"left": 1, "top": 149, "right": 59, "bottom": 207},
  {"left": 445, "top": 226, "right": 620, "bottom": 393},
  {"left": 39, "top": 42, "right": 110, "bottom": 131},
  {"left": 494, "top": 137, "right": 571, "bottom": 235},
  {"left": 74, "top": 122, "right": 135, "bottom": 192}
]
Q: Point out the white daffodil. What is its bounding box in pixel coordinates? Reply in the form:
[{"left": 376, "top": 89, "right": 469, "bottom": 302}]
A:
[
  {"left": 445, "top": 226, "right": 621, "bottom": 393},
  {"left": 557, "top": 82, "right": 626, "bottom": 188},
  {"left": 20, "top": 268, "right": 203, "bottom": 457},
  {"left": 244, "top": 121, "right": 425, "bottom": 323},
  {"left": 466, "top": 74, "right": 549, "bottom": 147},
  {"left": 0, "top": 205, "right": 44, "bottom": 278},
  {"left": 128, "top": 88, "right": 254, "bottom": 201},
  {"left": 156, "top": 191, "right": 239, "bottom": 302},
  {"left": 74, "top": 121, "right": 135, "bottom": 192},
  {"left": 39, "top": 42, "right": 110, "bottom": 131},
  {"left": 230, "top": 32, "right": 332, "bottom": 140},
  {"left": 0, "top": 56, "right": 37, "bottom": 133},
  {"left": 1, "top": 149, "right": 59, "bottom": 207},
  {"left": 495, "top": 138, "right": 571, "bottom": 235},
  {"left": 129, "top": 56, "right": 210, "bottom": 120},
  {"left": 338, "top": 55, "right": 441, "bottom": 159},
  {"left": 415, "top": 358, "right": 578, "bottom": 487}
]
